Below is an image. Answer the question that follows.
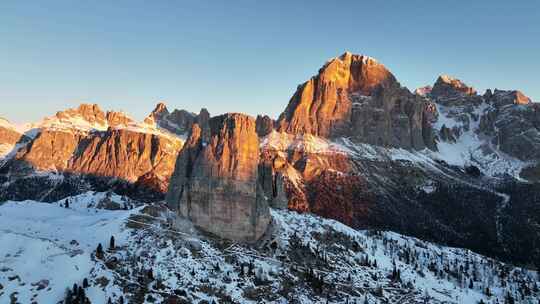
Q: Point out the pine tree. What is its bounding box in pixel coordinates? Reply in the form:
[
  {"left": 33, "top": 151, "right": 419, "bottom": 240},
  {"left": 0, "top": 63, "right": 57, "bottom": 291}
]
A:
[
  {"left": 82, "top": 278, "right": 89, "bottom": 288},
  {"left": 505, "top": 292, "right": 515, "bottom": 304},
  {"left": 96, "top": 243, "right": 104, "bottom": 260},
  {"left": 248, "top": 260, "right": 254, "bottom": 276},
  {"left": 109, "top": 236, "right": 115, "bottom": 251},
  {"left": 64, "top": 199, "right": 69, "bottom": 208},
  {"left": 107, "top": 298, "right": 112, "bottom": 304},
  {"left": 64, "top": 287, "right": 73, "bottom": 304},
  {"left": 469, "top": 278, "right": 474, "bottom": 289}
]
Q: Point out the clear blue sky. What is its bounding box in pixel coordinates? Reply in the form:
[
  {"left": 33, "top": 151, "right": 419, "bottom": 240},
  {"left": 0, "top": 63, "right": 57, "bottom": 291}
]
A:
[{"left": 1, "top": 0, "right": 538, "bottom": 123}]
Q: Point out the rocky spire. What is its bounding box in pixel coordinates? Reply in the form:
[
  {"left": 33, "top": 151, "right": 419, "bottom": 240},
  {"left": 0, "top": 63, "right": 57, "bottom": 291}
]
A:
[
  {"left": 145, "top": 102, "right": 198, "bottom": 136},
  {"left": 166, "top": 113, "right": 271, "bottom": 242},
  {"left": 150, "top": 102, "right": 170, "bottom": 120}
]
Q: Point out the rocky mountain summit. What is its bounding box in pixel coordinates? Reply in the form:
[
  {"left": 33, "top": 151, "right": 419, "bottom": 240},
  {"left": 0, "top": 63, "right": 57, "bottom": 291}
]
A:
[
  {"left": 277, "top": 52, "right": 437, "bottom": 150},
  {"left": 431, "top": 74, "right": 477, "bottom": 99},
  {"left": 144, "top": 102, "right": 198, "bottom": 136}
]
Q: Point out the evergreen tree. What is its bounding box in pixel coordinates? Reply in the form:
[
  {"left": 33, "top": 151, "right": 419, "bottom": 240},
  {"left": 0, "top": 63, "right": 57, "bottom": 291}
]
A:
[
  {"left": 64, "top": 199, "right": 69, "bottom": 208},
  {"left": 82, "top": 278, "right": 89, "bottom": 288},
  {"left": 109, "top": 236, "right": 115, "bottom": 251},
  {"left": 248, "top": 260, "right": 254, "bottom": 276},
  {"left": 96, "top": 243, "right": 104, "bottom": 260},
  {"left": 64, "top": 288, "right": 73, "bottom": 304},
  {"left": 469, "top": 278, "right": 474, "bottom": 289},
  {"left": 504, "top": 292, "right": 515, "bottom": 304}
]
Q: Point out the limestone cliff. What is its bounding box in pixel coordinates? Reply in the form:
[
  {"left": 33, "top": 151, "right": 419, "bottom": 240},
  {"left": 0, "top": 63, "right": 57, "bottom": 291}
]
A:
[
  {"left": 3, "top": 104, "right": 184, "bottom": 199},
  {"left": 166, "top": 113, "right": 270, "bottom": 242},
  {"left": 277, "top": 52, "right": 436, "bottom": 150}
]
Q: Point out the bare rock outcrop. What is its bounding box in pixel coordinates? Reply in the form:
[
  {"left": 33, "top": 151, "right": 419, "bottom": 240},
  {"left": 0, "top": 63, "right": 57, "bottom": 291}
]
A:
[
  {"left": 428, "top": 75, "right": 483, "bottom": 108},
  {"left": 479, "top": 93, "right": 540, "bottom": 162},
  {"left": 4, "top": 104, "right": 184, "bottom": 198},
  {"left": 484, "top": 89, "right": 531, "bottom": 107},
  {"left": 55, "top": 104, "right": 108, "bottom": 127},
  {"left": 277, "top": 52, "right": 436, "bottom": 150},
  {"left": 106, "top": 111, "right": 134, "bottom": 127},
  {"left": 431, "top": 75, "right": 477, "bottom": 98},
  {"left": 166, "top": 113, "right": 270, "bottom": 242},
  {"left": 0, "top": 119, "right": 26, "bottom": 146},
  {"left": 145, "top": 102, "right": 197, "bottom": 136},
  {"left": 70, "top": 128, "right": 181, "bottom": 183},
  {"left": 255, "top": 115, "right": 274, "bottom": 137}
]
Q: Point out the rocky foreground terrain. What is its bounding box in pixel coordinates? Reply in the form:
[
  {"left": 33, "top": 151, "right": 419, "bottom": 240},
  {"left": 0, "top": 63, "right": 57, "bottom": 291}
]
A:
[{"left": 1, "top": 52, "right": 540, "bottom": 303}]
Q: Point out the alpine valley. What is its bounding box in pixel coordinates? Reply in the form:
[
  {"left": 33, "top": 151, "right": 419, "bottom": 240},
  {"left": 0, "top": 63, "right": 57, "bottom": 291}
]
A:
[{"left": 1, "top": 52, "right": 539, "bottom": 304}]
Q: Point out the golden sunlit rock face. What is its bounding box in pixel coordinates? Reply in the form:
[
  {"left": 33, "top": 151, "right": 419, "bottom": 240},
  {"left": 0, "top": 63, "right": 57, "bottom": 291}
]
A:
[
  {"left": 8, "top": 104, "right": 183, "bottom": 195},
  {"left": 166, "top": 113, "right": 271, "bottom": 242},
  {"left": 278, "top": 52, "right": 437, "bottom": 150},
  {"left": 277, "top": 52, "right": 396, "bottom": 138}
]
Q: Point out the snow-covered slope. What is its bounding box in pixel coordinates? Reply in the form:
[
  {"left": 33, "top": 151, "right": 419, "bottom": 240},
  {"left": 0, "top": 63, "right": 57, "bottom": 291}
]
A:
[
  {"left": 0, "top": 192, "right": 138, "bottom": 303},
  {"left": 428, "top": 102, "right": 528, "bottom": 179},
  {"left": 0, "top": 193, "right": 537, "bottom": 303}
]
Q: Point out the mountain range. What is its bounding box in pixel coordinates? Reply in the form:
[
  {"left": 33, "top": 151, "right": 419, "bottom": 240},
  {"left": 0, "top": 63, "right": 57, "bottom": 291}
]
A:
[{"left": 1, "top": 52, "right": 539, "bottom": 303}]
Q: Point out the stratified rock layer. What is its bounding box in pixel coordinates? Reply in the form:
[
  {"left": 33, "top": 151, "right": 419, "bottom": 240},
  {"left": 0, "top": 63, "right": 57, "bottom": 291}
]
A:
[
  {"left": 3, "top": 104, "right": 184, "bottom": 199},
  {"left": 166, "top": 113, "right": 270, "bottom": 242}
]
